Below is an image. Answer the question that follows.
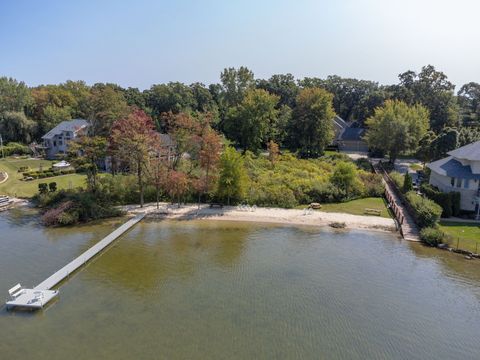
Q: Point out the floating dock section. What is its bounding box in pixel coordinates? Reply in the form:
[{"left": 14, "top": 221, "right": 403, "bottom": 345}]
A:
[{"left": 6, "top": 213, "right": 145, "bottom": 310}]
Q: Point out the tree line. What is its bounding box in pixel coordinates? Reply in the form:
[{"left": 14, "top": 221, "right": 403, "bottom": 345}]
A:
[{"left": 1, "top": 64, "right": 479, "bottom": 161}]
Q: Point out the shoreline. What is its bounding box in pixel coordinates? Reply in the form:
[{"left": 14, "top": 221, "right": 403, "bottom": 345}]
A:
[{"left": 124, "top": 203, "right": 399, "bottom": 236}]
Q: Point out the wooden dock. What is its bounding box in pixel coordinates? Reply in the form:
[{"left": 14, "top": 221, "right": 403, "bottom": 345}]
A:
[
  {"left": 372, "top": 162, "right": 420, "bottom": 241},
  {"left": 6, "top": 213, "right": 146, "bottom": 310}
]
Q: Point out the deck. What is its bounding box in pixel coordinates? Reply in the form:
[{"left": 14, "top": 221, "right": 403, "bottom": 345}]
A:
[{"left": 6, "top": 213, "right": 146, "bottom": 310}]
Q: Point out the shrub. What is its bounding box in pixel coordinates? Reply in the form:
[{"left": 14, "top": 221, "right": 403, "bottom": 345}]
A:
[
  {"left": 37, "top": 189, "right": 124, "bottom": 226},
  {"left": 389, "top": 171, "right": 404, "bottom": 190},
  {"left": 405, "top": 191, "right": 442, "bottom": 228},
  {"left": 359, "top": 172, "right": 384, "bottom": 197},
  {"left": 403, "top": 173, "right": 413, "bottom": 193},
  {"left": 49, "top": 182, "right": 57, "bottom": 192},
  {"left": 420, "top": 227, "right": 445, "bottom": 247},
  {"left": 420, "top": 184, "right": 460, "bottom": 218},
  {"left": 3, "top": 142, "right": 31, "bottom": 156},
  {"left": 355, "top": 158, "right": 372, "bottom": 172},
  {"left": 38, "top": 183, "right": 48, "bottom": 194},
  {"left": 247, "top": 184, "right": 298, "bottom": 208}
]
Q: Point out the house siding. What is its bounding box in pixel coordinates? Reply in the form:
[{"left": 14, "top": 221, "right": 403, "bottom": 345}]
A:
[{"left": 429, "top": 171, "right": 479, "bottom": 211}]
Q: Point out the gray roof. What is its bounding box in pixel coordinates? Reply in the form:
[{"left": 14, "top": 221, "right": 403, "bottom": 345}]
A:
[
  {"left": 159, "top": 133, "right": 175, "bottom": 147},
  {"left": 332, "top": 115, "right": 348, "bottom": 130},
  {"left": 42, "top": 119, "right": 89, "bottom": 140},
  {"left": 427, "top": 156, "right": 480, "bottom": 180},
  {"left": 447, "top": 140, "right": 480, "bottom": 161},
  {"left": 339, "top": 127, "right": 366, "bottom": 141}
]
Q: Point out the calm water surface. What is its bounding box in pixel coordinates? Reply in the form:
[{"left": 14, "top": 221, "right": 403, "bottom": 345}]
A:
[{"left": 1, "top": 208, "right": 480, "bottom": 359}]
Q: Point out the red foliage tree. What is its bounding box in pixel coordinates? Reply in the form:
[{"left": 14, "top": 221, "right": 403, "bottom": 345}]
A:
[{"left": 110, "top": 108, "right": 160, "bottom": 207}]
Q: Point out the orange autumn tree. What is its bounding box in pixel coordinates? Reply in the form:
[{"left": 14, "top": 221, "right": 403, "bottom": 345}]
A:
[
  {"left": 110, "top": 108, "right": 160, "bottom": 207},
  {"left": 164, "top": 170, "right": 189, "bottom": 207}
]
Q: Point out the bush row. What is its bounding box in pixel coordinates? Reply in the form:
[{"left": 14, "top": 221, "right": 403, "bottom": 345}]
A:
[
  {"left": 2, "top": 142, "right": 31, "bottom": 156},
  {"left": 405, "top": 191, "right": 443, "bottom": 228},
  {"left": 420, "top": 183, "right": 460, "bottom": 218},
  {"left": 23, "top": 168, "right": 75, "bottom": 179}
]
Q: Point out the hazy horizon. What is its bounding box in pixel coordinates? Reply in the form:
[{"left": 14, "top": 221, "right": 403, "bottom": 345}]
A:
[{"left": 1, "top": 0, "right": 479, "bottom": 90}]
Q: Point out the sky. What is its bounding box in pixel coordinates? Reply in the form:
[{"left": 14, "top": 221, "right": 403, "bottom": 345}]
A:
[{"left": 1, "top": 0, "right": 479, "bottom": 90}]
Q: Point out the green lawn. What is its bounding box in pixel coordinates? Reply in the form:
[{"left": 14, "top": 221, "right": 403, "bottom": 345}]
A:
[
  {"left": 297, "top": 197, "right": 392, "bottom": 218},
  {"left": 439, "top": 221, "right": 480, "bottom": 253},
  {"left": 0, "top": 157, "right": 87, "bottom": 198}
]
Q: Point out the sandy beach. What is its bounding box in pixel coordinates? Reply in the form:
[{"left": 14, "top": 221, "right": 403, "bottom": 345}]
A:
[{"left": 125, "top": 203, "right": 398, "bottom": 233}]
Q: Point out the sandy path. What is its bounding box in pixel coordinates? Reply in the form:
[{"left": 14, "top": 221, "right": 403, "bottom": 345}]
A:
[{"left": 124, "top": 203, "right": 397, "bottom": 233}]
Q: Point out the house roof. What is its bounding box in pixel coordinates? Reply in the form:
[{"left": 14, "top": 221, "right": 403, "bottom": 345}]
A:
[
  {"left": 447, "top": 140, "right": 480, "bottom": 161},
  {"left": 427, "top": 156, "right": 480, "bottom": 180},
  {"left": 332, "top": 115, "right": 348, "bottom": 130},
  {"left": 42, "top": 119, "right": 89, "bottom": 140},
  {"left": 159, "top": 133, "right": 175, "bottom": 147},
  {"left": 339, "top": 127, "right": 366, "bottom": 141}
]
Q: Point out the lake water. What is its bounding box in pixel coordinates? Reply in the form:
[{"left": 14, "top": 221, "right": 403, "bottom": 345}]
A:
[{"left": 1, "top": 209, "right": 480, "bottom": 359}]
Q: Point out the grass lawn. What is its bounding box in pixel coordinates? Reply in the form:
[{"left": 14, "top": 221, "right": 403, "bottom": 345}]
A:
[
  {"left": 439, "top": 221, "right": 480, "bottom": 253},
  {"left": 0, "top": 157, "right": 87, "bottom": 198},
  {"left": 297, "top": 197, "right": 392, "bottom": 218},
  {"left": 410, "top": 163, "right": 423, "bottom": 171}
]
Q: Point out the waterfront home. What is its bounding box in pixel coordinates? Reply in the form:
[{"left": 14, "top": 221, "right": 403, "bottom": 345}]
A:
[
  {"left": 41, "top": 119, "right": 90, "bottom": 159},
  {"left": 427, "top": 140, "right": 480, "bottom": 213}
]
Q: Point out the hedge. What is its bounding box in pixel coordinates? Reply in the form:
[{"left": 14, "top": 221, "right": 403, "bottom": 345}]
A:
[
  {"left": 2, "top": 142, "right": 31, "bottom": 156},
  {"left": 405, "top": 191, "right": 443, "bottom": 228},
  {"left": 24, "top": 168, "right": 75, "bottom": 179},
  {"left": 420, "top": 184, "right": 460, "bottom": 218}
]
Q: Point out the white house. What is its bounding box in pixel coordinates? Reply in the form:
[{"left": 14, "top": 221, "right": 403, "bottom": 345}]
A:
[
  {"left": 427, "top": 140, "right": 480, "bottom": 213},
  {"left": 41, "top": 119, "right": 90, "bottom": 159}
]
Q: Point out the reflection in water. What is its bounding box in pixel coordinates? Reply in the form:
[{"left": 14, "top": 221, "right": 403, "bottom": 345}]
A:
[{"left": 1, "top": 211, "right": 480, "bottom": 360}]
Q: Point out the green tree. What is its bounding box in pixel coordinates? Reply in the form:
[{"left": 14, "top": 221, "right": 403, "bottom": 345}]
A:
[
  {"left": 330, "top": 161, "right": 360, "bottom": 197},
  {"left": 300, "top": 75, "right": 385, "bottom": 123},
  {"left": 88, "top": 84, "right": 130, "bottom": 136},
  {"left": 68, "top": 136, "right": 108, "bottom": 192},
  {"left": 256, "top": 73, "right": 299, "bottom": 108},
  {"left": 416, "top": 131, "right": 437, "bottom": 166},
  {"left": 224, "top": 89, "right": 279, "bottom": 153},
  {"left": 30, "top": 85, "right": 77, "bottom": 134},
  {"left": 219, "top": 67, "right": 255, "bottom": 108},
  {"left": 145, "top": 82, "right": 196, "bottom": 119},
  {"left": 0, "top": 111, "right": 36, "bottom": 143},
  {"left": 288, "top": 88, "right": 335, "bottom": 158},
  {"left": 391, "top": 65, "right": 459, "bottom": 131},
  {"left": 457, "top": 82, "right": 480, "bottom": 126},
  {"left": 0, "top": 77, "right": 32, "bottom": 113},
  {"left": 430, "top": 127, "right": 459, "bottom": 159},
  {"left": 216, "top": 147, "right": 247, "bottom": 205},
  {"left": 365, "top": 100, "right": 429, "bottom": 163},
  {"left": 403, "top": 173, "right": 413, "bottom": 193}
]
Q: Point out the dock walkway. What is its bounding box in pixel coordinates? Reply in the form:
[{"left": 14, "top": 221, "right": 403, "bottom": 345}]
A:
[
  {"left": 373, "top": 162, "right": 420, "bottom": 241},
  {"left": 6, "top": 213, "right": 146, "bottom": 309}
]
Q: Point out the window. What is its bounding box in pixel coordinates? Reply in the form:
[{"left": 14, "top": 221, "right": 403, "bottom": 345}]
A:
[
  {"left": 464, "top": 179, "right": 470, "bottom": 189},
  {"left": 451, "top": 177, "right": 455, "bottom": 186},
  {"left": 456, "top": 178, "right": 462, "bottom": 188}
]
